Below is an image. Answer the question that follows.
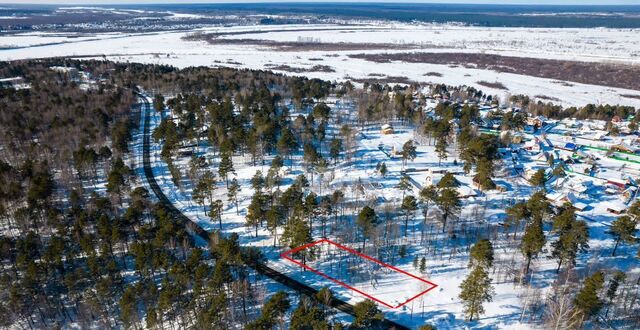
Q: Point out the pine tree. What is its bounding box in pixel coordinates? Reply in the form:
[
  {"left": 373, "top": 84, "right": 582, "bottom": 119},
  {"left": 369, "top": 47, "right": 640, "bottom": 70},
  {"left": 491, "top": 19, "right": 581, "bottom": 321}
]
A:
[
  {"left": 605, "top": 270, "right": 625, "bottom": 319},
  {"left": 329, "top": 138, "right": 342, "bottom": 165},
  {"left": 379, "top": 162, "right": 387, "bottom": 177},
  {"left": 608, "top": 215, "right": 637, "bottom": 256},
  {"left": 520, "top": 219, "right": 545, "bottom": 281},
  {"left": 266, "top": 205, "right": 284, "bottom": 246},
  {"left": 401, "top": 195, "right": 418, "bottom": 236},
  {"left": 402, "top": 139, "right": 417, "bottom": 167},
  {"left": 529, "top": 169, "right": 547, "bottom": 188},
  {"left": 551, "top": 207, "right": 589, "bottom": 272},
  {"left": 436, "top": 187, "right": 461, "bottom": 233},
  {"left": 459, "top": 266, "right": 494, "bottom": 321},
  {"left": 437, "top": 172, "right": 458, "bottom": 189},
  {"left": 418, "top": 325, "right": 437, "bottom": 330},
  {"left": 277, "top": 127, "right": 298, "bottom": 166},
  {"left": 218, "top": 151, "right": 234, "bottom": 188},
  {"left": 469, "top": 239, "right": 494, "bottom": 270},
  {"left": 574, "top": 271, "right": 605, "bottom": 319},
  {"left": 435, "top": 136, "right": 448, "bottom": 166},
  {"left": 505, "top": 201, "right": 530, "bottom": 240},
  {"left": 527, "top": 190, "right": 551, "bottom": 222},
  {"left": 247, "top": 291, "right": 291, "bottom": 329},
  {"left": 246, "top": 191, "right": 266, "bottom": 237},
  {"left": 419, "top": 185, "right": 438, "bottom": 240},
  {"left": 193, "top": 170, "right": 216, "bottom": 215},
  {"left": 210, "top": 199, "right": 224, "bottom": 231},
  {"left": 153, "top": 93, "right": 165, "bottom": 112},
  {"left": 250, "top": 170, "right": 265, "bottom": 191},
  {"left": 352, "top": 300, "right": 383, "bottom": 328},
  {"left": 281, "top": 216, "right": 314, "bottom": 265},
  {"left": 357, "top": 206, "right": 377, "bottom": 251},
  {"left": 290, "top": 299, "right": 328, "bottom": 330},
  {"left": 227, "top": 178, "right": 241, "bottom": 215},
  {"left": 397, "top": 175, "right": 412, "bottom": 200}
]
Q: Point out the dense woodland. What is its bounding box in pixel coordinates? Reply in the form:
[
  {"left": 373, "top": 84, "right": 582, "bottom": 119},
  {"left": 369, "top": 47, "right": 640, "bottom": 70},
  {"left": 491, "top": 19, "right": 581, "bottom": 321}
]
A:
[{"left": 0, "top": 59, "right": 639, "bottom": 329}]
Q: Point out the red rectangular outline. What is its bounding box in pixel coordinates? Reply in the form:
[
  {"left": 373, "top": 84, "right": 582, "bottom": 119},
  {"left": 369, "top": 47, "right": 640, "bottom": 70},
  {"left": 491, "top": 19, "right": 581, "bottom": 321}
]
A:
[{"left": 280, "top": 238, "right": 438, "bottom": 309}]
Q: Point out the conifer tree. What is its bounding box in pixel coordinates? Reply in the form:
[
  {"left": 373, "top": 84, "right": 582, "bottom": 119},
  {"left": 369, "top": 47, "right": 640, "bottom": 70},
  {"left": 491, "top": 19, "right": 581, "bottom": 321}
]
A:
[
  {"left": 329, "top": 138, "right": 342, "bottom": 165},
  {"left": 605, "top": 270, "right": 625, "bottom": 319},
  {"left": 352, "top": 300, "right": 383, "bottom": 328},
  {"left": 529, "top": 169, "right": 547, "bottom": 188},
  {"left": 505, "top": 202, "right": 531, "bottom": 240},
  {"left": 281, "top": 216, "right": 314, "bottom": 265},
  {"left": 357, "top": 206, "right": 377, "bottom": 251},
  {"left": 520, "top": 219, "right": 545, "bottom": 280},
  {"left": 459, "top": 266, "right": 494, "bottom": 321},
  {"left": 211, "top": 199, "right": 224, "bottom": 231},
  {"left": 246, "top": 191, "right": 266, "bottom": 237},
  {"left": 574, "top": 271, "right": 605, "bottom": 320},
  {"left": 401, "top": 140, "right": 417, "bottom": 167},
  {"left": 397, "top": 174, "right": 413, "bottom": 200},
  {"left": 419, "top": 185, "right": 438, "bottom": 239},
  {"left": 227, "top": 178, "right": 241, "bottom": 215},
  {"left": 419, "top": 257, "right": 427, "bottom": 274},
  {"left": 551, "top": 207, "right": 589, "bottom": 272},
  {"left": 277, "top": 127, "right": 298, "bottom": 166},
  {"left": 608, "top": 215, "right": 637, "bottom": 256},
  {"left": 418, "top": 325, "right": 437, "bottom": 330},
  {"left": 435, "top": 137, "right": 448, "bottom": 166},
  {"left": 401, "top": 195, "right": 418, "bottom": 236},
  {"left": 218, "top": 151, "right": 234, "bottom": 188},
  {"left": 379, "top": 162, "right": 387, "bottom": 177},
  {"left": 436, "top": 187, "right": 461, "bottom": 233},
  {"left": 469, "top": 239, "right": 494, "bottom": 270}
]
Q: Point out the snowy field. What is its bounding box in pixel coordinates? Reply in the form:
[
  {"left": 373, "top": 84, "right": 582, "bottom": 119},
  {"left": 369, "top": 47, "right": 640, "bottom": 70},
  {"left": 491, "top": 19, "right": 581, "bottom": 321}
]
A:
[{"left": 2, "top": 23, "right": 640, "bottom": 108}]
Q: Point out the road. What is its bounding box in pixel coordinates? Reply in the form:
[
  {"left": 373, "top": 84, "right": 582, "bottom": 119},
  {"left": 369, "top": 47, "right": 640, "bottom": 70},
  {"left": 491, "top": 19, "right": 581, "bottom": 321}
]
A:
[{"left": 138, "top": 95, "right": 410, "bottom": 330}]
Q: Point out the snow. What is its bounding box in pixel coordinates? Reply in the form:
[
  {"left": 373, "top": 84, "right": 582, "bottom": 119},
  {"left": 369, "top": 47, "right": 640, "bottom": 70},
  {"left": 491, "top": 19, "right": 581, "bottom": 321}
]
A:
[
  {"left": 1, "top": 23, "right": 639, "bottom": 108},
  {"left": 132, "top": 96, "right": 640, "bottom": 329}
]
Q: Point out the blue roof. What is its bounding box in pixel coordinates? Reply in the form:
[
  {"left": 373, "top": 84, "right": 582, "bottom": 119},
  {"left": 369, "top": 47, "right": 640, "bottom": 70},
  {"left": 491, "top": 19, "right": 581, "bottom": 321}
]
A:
[{"left": 564, "top": 142, "right": 577, "bottom": 150}]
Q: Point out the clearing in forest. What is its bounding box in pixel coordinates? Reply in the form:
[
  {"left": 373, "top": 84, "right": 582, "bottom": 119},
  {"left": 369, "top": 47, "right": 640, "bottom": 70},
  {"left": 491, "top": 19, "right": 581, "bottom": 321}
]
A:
[{"left": 281, "top": 239, "right": 438, "bottom": 309}]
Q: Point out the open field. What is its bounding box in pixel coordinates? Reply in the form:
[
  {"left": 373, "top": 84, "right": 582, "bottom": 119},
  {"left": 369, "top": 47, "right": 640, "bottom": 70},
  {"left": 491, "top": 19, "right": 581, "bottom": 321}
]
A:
[{"left": 2, "top": 23, "right": 640, "bottom": 108}]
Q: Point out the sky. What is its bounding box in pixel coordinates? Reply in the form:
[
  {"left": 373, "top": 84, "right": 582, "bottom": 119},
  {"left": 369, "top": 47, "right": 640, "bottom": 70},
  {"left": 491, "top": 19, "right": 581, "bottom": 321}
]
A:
[{"left": 1, "top": 0, "right": 639, "bottom": 5}]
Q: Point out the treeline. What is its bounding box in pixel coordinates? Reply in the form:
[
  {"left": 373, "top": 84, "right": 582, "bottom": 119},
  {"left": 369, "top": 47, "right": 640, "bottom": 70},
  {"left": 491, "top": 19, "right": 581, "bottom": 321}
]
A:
[{"left": 510, "top": 94, "right": 639, "bottom": 122}]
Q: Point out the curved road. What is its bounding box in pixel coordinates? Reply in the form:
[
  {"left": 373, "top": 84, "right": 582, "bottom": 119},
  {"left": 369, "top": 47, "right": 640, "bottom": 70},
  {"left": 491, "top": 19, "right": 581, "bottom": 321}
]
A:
[{"left": 139, "top": 95, "right": 409, "bottom": 330}]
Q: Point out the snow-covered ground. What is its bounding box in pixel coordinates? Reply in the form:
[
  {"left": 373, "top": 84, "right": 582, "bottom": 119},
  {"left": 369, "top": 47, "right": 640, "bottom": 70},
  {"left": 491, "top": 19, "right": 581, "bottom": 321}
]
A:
[
  {"left": 1, "top": 23, "right": 640, "bottom": 108},
  {"left": 132, "top": 92, "right": 640, "bottom": 328}
]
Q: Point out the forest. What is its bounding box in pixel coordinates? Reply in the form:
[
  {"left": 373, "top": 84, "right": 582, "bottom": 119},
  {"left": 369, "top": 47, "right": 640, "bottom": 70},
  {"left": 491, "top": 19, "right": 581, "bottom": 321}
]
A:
[{"left": 0, "top": 59, "right": 639, "bottom": 329}]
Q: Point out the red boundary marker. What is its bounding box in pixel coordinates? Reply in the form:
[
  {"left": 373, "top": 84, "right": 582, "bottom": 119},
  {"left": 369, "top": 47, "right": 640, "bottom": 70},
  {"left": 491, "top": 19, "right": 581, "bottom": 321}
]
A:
[{"left": 280, "top": 238, "right": 438, "bottom": 309}]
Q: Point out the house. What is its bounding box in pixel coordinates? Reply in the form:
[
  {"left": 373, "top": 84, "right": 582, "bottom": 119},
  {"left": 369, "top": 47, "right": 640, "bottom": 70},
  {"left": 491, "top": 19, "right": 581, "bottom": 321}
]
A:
[
  {"left": 559, "top": 142, "right": 578, "bottom": 152},
  {"left": 607, "top": 178, "right": 627, "bottom": 189},
  {"left": 593, "top": 131, "right": 608, "bottom": 141},
  {"left": 610, "top": 143, "right": 635, "bottom": 153},
  {"left": 622, "top": 187, "right": 637, "bottom": 202},
  {"left": 612, "top": 115, "right": 623, "bottom": 124},
  {"left": 457, "top": 185, "right": 478, "bottom": 198},
  {"left": 50, "top": 66, "right": 80, "bottom": 80},
  {"left": 0, "top": 76, "right": 28, "bottom": 89},
  {"left": 606, "top": 203, "right": 627, "bottom": 215},
  {"left": 567, "top": 181, "right": 592, "bottom": 195},
  {"left": 524, "top": 139, "right": 541, "bottom": 153},
  {"left": 546, "top": 191, "right": 569, "bottom": 207},
  {"left": 573, "top": 202, "right": 588, "bottom": 211},
  {"left": 527, "top": 116, "right": 547, "bottom": 128},
  {"left": 381, "top": 124, "right": 394, "bottom": 135}
]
